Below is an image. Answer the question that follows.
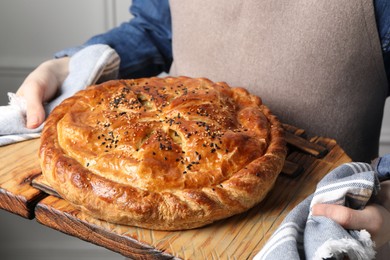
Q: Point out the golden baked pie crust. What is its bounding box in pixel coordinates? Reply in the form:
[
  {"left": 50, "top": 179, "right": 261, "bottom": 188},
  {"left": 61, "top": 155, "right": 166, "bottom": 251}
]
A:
[{"left": 39, "top": 76, "right": 286, "bottom": 230}]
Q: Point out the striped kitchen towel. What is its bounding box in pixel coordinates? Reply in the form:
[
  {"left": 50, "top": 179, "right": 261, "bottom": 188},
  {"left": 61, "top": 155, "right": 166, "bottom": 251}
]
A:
[
  {"left": 254, "top": 160, "right": 384, "bottom": 260},
  {"left": 0, "top": 44, "right": 120, "bottom": 146}
]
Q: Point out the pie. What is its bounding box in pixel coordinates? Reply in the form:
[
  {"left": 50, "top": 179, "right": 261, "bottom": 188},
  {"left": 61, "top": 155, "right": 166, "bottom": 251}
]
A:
[{"left": 39, "top": 76, "right": 286, "bottom": 230}]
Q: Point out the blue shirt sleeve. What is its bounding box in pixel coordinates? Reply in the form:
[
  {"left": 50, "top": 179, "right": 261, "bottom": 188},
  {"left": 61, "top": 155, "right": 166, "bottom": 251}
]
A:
[
  {"left": 375, "top": 0, "right": 390, "bottom": 94},
  {"left": 55, "top": 0, "right": 172, "bottom": 79}
]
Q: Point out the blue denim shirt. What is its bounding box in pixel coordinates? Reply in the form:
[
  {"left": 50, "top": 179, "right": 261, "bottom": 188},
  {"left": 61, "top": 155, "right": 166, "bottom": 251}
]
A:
[
  {"left": 56, "top": 0, "right": 390, "bottom": 91},
  {"left": 375, "top": 0, "right": 390, "bottom": 89}
]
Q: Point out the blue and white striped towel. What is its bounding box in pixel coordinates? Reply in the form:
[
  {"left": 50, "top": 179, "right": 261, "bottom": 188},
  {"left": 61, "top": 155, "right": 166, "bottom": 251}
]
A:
[
  {"left": 254, "top": 157, "right": 390, "bottom": 260},
  {"left": 0, "top": 44, "right": 120, "bottom": 146}
]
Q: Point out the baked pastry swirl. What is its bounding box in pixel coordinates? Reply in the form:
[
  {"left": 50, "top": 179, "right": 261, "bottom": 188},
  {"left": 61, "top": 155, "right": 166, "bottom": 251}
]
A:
[{"left": 39, "top": 76, "right": 286, "bottom": 230}]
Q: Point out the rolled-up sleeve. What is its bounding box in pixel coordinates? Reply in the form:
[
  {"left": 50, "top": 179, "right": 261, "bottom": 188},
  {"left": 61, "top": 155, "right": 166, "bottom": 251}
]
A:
[{"left": 55, "top": 0, "right": 172, "bottom": 79}]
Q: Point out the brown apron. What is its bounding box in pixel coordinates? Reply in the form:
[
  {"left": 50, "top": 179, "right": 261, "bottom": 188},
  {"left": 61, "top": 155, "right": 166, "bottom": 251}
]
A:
[{"left": 169, "top": 0, "right": 388, "bottom": 162}]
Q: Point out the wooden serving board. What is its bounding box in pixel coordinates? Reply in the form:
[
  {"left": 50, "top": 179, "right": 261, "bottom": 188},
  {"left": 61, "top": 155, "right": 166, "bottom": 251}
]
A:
[
  {"left": 0, "top": 138, "right": 46, "bottom": 219},
  {"left": 0, "top": 127, "right": 351, "bottom": 259}
]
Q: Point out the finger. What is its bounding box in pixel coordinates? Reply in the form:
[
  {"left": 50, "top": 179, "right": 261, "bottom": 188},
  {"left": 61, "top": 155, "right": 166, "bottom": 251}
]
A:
[
  {"left": 17, "top": 78, "right": 47, "bottom": 128},
  {"left": 313, "top": 203, "right": 390, "bottom": 248},
  {"left": 311, "top": 204, "right": 378, "bottom": 231},
  {"left": 25, "top": 95, "right": 46, "bottom": 129}
]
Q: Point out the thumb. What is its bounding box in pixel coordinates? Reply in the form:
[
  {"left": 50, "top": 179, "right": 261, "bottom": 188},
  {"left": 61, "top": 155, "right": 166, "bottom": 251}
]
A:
[{"left": 24, "top": 96, "right": 46, "bottom": 129}]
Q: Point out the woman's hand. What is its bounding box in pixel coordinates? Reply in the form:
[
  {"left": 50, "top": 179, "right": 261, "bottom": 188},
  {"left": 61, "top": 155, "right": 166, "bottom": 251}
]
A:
[
  {"left": 312, "top": 180, "right": 390, "bottom": 249},
  {"left": 16, "top": 57, "right": 70, "bottom": 128}
]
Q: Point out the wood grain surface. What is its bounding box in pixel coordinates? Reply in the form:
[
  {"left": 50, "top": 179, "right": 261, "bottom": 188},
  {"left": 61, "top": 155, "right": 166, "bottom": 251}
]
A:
[
  {"left": 0, "top": 128, "right": 351, "bottom": 259},
  {"left": 0, "top": 138, "right": 46, "bottom": 219}
]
